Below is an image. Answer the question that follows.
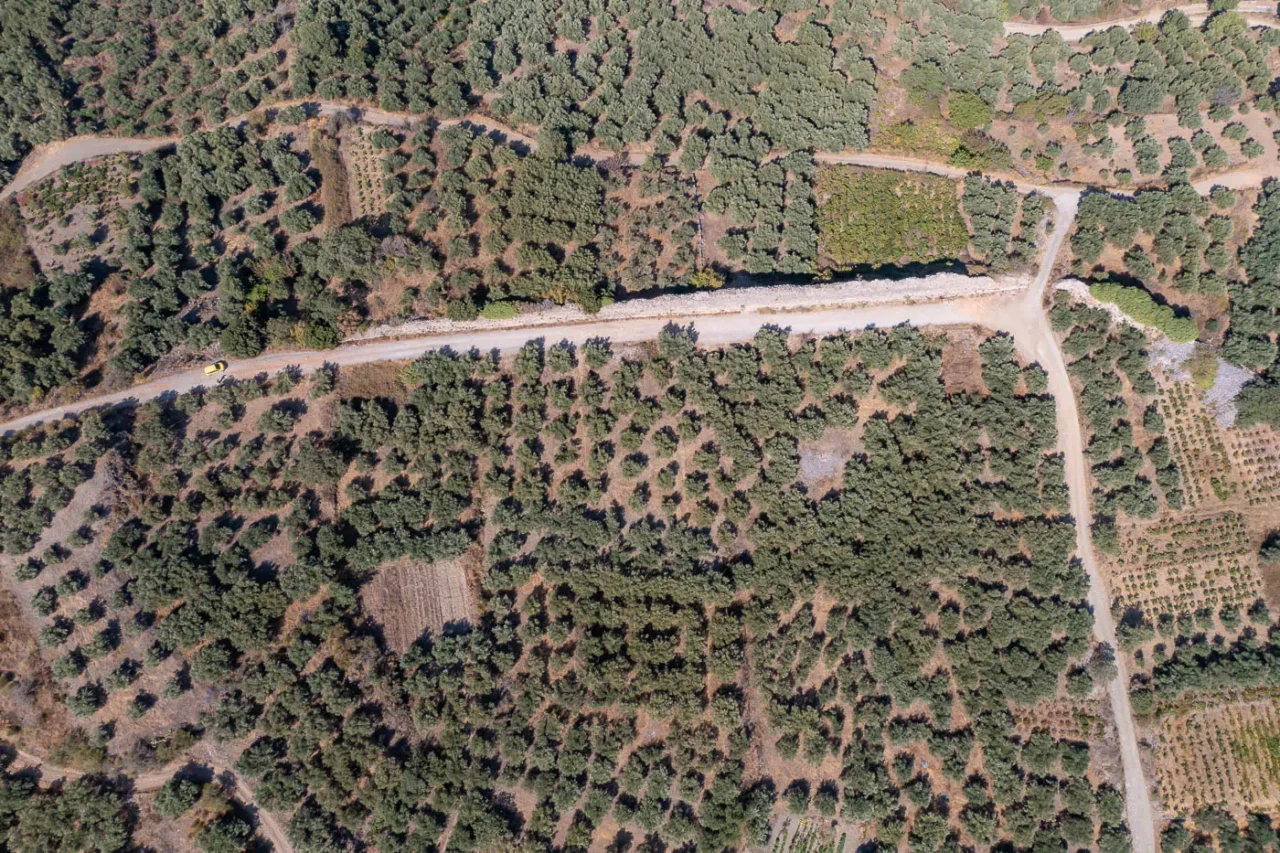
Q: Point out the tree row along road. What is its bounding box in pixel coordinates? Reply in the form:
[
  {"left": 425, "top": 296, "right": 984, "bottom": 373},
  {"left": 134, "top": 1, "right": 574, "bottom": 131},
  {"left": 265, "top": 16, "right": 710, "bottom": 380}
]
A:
[{"left": 1003, "top": 1, "right": 1278, "bottom": 40}]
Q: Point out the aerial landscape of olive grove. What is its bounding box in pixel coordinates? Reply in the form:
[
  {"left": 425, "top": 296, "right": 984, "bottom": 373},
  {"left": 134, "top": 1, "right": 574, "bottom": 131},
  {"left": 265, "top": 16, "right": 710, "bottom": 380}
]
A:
[{"left": 0, "top": 0, "right": 1279, "bottom": 851}]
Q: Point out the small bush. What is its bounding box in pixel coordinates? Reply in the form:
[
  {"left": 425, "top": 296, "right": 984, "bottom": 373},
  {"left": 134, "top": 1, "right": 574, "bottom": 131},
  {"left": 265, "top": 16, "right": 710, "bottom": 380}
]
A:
[
  {"left": 948, "top": 92, "right": 992, "bottom": 131},
  {"left": 480, "top": 301, "right": 520, "bottom": 320},
  {"left": 1089, "top": 281, "right": 1198, "bottom": 342}
]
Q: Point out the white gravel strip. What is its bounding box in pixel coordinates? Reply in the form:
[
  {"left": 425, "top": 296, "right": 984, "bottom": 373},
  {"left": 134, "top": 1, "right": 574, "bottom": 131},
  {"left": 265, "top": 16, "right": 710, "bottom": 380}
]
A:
[
  {"left": 349, "top": 272, "right": 1030, "bottom": 342},
  {"left": 1204, "top": 360, "right": 1256, "bottom": 427}
]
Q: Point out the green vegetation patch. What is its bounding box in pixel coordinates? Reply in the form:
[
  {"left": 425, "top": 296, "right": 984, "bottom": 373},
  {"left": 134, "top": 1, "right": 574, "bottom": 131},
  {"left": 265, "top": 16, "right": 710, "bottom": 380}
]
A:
[
  {"left": 1089, "top": 281, "right": 1198, "bottom": 342},
  {"left": 816, "top": 168, "right": 968, "bottom": 268},
  {"left": 5, "top": 326, "right": 1134, "bottom": 852}
]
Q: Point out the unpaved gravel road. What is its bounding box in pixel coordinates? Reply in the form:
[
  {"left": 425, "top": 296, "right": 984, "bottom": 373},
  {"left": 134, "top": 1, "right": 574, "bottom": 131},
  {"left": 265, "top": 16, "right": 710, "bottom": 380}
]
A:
[
  {"left": 815, "top": 151, "right": 1086, "bottom": 197},
  {"left": 1, "top": 137, "right": 179, "bottom": 200},
  {"left": 816, "top": 149, "right": 1280, "bottom": 200},
  {"left": 0, "top": 297, "right": 1003, "bottom": 436},
  {"left": 991, "top": 192, "right": 1156, "bottom": 853},
  {"left": 829, "top": 171, "right": 1160, "bottom": 853},
  {"left": 7, "top": 99, "right": 1278, "bottom": 208},
  {"left": 0, "top": 102, "right": 543, "bottom": 203},
  {"left": 1004, "top": 1, "right": 1277, "bottom": 40}
]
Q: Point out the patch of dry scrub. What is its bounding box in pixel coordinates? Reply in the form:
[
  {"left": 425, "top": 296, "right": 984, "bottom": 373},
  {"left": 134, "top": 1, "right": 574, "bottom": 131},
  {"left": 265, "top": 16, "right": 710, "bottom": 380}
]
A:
[{"left": 310, "top": 128, "right": 352, "bottom": 229}]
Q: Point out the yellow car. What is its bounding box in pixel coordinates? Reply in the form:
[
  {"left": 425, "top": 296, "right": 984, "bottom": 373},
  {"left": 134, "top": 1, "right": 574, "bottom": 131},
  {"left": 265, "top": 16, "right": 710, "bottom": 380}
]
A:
[{"left": 204, "top": 361, "right": 228, "bottom": 376}]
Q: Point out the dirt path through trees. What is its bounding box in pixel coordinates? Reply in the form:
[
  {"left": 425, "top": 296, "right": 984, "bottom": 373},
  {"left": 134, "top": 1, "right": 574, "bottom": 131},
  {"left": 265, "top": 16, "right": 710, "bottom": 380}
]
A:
[
  {"left": 8, "top": 747, "right": 294, "bottom": 853},
  {"left": 0, "top": 102, "right": 492, "bottom": 202},
  {"left": 986, "top": 191, "right": 1158, "bottom": 853},
  {"left": 7, "top": 101, "right": 1279, "bottom": 207}
]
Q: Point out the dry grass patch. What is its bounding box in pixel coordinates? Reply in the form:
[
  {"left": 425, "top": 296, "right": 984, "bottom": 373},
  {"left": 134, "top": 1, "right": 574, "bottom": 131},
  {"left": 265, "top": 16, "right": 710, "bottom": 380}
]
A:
[
  {"left": 0, "top": 201, "right": 38, "bottom": 291},
  {"left": 0, "top": 587, "right": 74, "bottom": 754},
  {"left": 336, "top": 361, "right": 410, "bottom": 401},
  {"left": 940, "top": 329, "right": 986, "bottom": 395},
  {"left": 341, "top": 130, "right": 387, "bottom": 220},
  {"left": 1159, "top": 378, "right": 1238, "bottom": 507},
  {"left": 1227, "top": 423, "right": 1280, "bottom": 510}
]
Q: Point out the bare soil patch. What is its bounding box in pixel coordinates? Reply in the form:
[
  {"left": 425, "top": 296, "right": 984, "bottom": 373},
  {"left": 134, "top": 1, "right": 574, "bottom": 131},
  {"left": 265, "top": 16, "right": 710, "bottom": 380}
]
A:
[
  {"left": 336, "top": 361, "right": 410, "bottom": 401},
  {"left": 940, "top": 328, "right": 987, "bottom": 395},
  {"left": 340, "top": 130, "right": 386, "bottom": 220},
  {"left": 797, "top": 428, "right": 858, "bottom": 493},
  {"left": 361, "top": 550, "right": 479, "bottom": 653},
  {"left": 0, "top": 587, "right": 73, "bottom": 755},
  {"left": 1257, "top": 559, "right": 1280, "bottom": 613}
]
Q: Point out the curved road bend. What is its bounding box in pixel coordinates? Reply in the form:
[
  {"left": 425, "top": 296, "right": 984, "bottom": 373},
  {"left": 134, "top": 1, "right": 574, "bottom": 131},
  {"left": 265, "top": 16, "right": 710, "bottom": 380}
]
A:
[{"left": 0, "top": 105, "right": 541, "bottom": 203}]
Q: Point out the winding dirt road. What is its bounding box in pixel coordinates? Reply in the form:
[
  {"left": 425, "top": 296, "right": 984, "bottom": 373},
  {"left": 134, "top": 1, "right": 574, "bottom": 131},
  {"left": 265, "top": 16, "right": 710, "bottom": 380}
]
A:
[
  {"left": 0, "top": 102, "right": 547, "bottom": 203},
  {"left": 1004, "top": 1, "right": 1277, "bottom": 40},
  {"left": 6, "top": 94, "right": 1277, "bottom": 210}
]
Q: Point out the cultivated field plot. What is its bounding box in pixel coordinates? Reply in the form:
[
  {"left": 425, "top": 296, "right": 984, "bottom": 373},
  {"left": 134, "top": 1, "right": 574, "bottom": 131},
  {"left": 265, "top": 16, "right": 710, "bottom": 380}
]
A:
[
  {"left": 360, "top": 555, "right": 476, "bottom": 653},
  {"left": 1226, "top": 423, "right": 1280, "bottom": 508},
  {"left": 1012, "top": 697, "right": 1108, "bottom": 742},
  {"left": 341, "top": 131, "right": 387, "bottom": 219},
  {"left": 814, "top": 167, "right": 968, "bottom": 269},
  {"left": 765, "top": 818, "right": 854, "bottom": 853},
  {"left": 1156, "top": 698, "right": 1280, "bottom": 813},
  {"left": 1106, "top": 511, "right": 1262, "bottom": 616},
  {"left": 1158, "top": 379, "right": 1237, "bottom": 508}
]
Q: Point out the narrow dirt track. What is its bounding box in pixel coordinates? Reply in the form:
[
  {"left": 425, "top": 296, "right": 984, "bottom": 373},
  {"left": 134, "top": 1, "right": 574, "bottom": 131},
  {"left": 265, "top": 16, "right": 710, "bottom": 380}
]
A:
[
  {"left": 0, "top": 102, "right": 551, "bottom": 203},
  {"left": 9, "top": 747, "right": 293, "bottom": 853},
  {"left": 814, "top": 151, "right": 1085, "bottom": 197},
  {"left": 986, "top": 193, "right": 1157, "bottom": 853},
  {"left": 7, "top": 99, "right": 1279, "bottom": 208}
]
